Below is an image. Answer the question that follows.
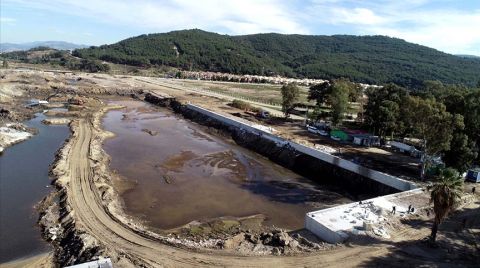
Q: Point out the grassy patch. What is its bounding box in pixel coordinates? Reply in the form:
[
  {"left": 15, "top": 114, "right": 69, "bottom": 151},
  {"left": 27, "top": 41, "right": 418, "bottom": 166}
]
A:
[{"left": 230, "top": 99, "right": 261, "bottom": 113}]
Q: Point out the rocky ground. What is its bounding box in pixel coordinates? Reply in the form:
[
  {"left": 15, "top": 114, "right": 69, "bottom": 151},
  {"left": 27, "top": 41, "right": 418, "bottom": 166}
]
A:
[
  {"left": 42, "top": 118, "right": 71, "bottom": 125},
  {"left": 0, "top": 122, "right": 36, "bottom": 153}
]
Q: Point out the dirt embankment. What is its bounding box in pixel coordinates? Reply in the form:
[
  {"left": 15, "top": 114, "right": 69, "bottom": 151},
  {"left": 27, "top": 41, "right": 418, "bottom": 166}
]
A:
[
  {"left": 0, "top": 123, "right": 37, "bottom": 153},
  {"left": 0, "top": 253, "right": 53, "bottom": 268},
  {"left": 38, "top": 100, "right": 329, "bottom": 267},
  {"left": 35, "top": 104, "right": 382, "bottom": 266}
]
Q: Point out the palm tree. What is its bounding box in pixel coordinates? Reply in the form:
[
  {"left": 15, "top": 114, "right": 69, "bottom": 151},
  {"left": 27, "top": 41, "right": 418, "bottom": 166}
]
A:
[{"left": 427, "top": 168, "right": 463, "bottom": 243}]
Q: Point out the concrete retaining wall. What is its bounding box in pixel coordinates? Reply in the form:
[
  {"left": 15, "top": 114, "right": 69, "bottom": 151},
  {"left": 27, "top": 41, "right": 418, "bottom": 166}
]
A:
[
  {"left": 181, "top": 103, "right": 422, "bottom": 244},
  {"left": 186, "top": 104, "right": 416, "bottom": 192},
  {"left": 305, "top": 214, "right": 348, "bottom": 244}
]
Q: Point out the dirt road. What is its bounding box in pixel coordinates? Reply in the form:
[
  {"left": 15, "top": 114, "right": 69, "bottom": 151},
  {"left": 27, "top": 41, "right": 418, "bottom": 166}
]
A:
[
  {"left": 62, "top": 115, "right": 400, "bottom": 267},
  {"left": 135, "top": 77, "right": 305, "bottom": 120}
]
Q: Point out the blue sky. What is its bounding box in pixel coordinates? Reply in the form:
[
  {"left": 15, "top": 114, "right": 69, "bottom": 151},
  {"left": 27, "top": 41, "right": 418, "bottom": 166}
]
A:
[{"left": 1, "top": 0, "right": 479, "bottom": 55}]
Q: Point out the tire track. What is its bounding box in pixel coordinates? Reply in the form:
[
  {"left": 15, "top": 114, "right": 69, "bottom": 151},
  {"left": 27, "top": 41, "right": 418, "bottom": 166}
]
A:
[{"left": 63, "top": 117, "right": 390, "bottom": 267}]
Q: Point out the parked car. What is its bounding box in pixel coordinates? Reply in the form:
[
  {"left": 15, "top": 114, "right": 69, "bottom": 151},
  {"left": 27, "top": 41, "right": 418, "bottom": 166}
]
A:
[
  {"left": 466, "top": 169, "right": 480, "bottom": 183},
  {"left": 257, "top": 110, "right": 270, "bottom": 118},
  {"left": 307, "top": 125, "right": 320, "bottom": 134},
  {"left": 319, "top": 130, "right": 329, "bottom": 136},
  {"left": 330, "top": 135, "right": 341, "bottom": 141}
]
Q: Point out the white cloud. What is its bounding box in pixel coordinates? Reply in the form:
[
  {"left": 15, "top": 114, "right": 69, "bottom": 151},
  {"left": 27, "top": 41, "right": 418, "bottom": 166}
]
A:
[
  {"left": 0, "top": 17, "right": 16, "bottom": 23},
  {"left": 361, "top": 9, "right": 480, "bottom": 55},
  {"left": 2, "top": 0, "right": 480, "bottom": 55},
  {"left": 309, "top": 1, "right": 480, "bottom": 55},
  {"left": 3, "top": 0, "right": 308, "bottom": 35},
  {"left": 328, "top": 8, "right": 385, "bottom": 25}
]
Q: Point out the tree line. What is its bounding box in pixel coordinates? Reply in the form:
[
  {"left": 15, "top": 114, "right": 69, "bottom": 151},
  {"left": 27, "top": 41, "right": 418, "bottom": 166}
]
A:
[
  {"left": 0, "top": 47, "right": 110, "bottom": 73},
  {"left": 280, "top": 79, "right": 479, "bottom": 176},
  {"left": 72, "top": 29, "right": 480, "bottom": 88},
  {"left": 281, "top": 80, "right": 477, "bottom": 244},
  {"left": 364, "top": 81, "right": 479, "bottom": 174}
]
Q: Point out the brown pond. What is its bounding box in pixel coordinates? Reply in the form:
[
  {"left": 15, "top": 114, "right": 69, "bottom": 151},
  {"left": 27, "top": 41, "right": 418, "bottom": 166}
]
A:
[{"left": 103, "top": 100, "right": 351, "bottom": 231}]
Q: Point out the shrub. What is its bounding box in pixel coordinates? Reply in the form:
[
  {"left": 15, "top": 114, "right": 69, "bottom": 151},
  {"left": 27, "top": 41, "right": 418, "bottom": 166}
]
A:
[{"left": 230, "top": 99, "right": 260, "bottom": 112}]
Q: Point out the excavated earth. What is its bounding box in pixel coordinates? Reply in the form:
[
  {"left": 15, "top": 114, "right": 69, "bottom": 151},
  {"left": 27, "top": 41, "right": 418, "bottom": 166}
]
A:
[{"left": 37, "top": 99, "right": 334, "bottom": 267}]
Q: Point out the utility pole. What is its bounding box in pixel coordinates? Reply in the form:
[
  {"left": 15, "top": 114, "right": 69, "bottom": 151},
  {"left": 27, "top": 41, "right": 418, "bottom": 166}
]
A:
[
  {"left": 420, "top": 139, "right": 427, "bottom": 180},
  {"left": 304, "top": 106, "right": 309, "bottom": 126}
]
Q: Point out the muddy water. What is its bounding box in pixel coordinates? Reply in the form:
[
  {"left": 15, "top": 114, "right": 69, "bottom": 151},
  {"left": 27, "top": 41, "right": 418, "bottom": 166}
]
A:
[
  {"left": 0, "top": 113, "right": 69, "bottom": 263},
  {"left": 103, "top": 101, "right": 351, "bottom": 231}
]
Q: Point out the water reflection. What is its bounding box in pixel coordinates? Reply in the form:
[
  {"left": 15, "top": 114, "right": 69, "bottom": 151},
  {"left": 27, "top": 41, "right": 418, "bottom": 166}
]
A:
[{"left": 103, "top": 101, "right": 351, "bottom": 230}]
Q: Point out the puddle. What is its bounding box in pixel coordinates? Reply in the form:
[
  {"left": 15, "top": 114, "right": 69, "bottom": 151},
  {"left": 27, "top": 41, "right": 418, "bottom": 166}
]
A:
[
  {"left": 103, "top": 100, "right": 351, "bottom": 231},
  {"left": 0, "top": 113, "right": 70, "bottom": 263}
]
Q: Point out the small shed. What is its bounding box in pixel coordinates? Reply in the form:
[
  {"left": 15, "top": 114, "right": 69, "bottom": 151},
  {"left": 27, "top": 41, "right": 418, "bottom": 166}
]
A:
[
  {"left": 466, "top": 169, "right": 480, "bottom": 183},
  {"left": 352, "top": 134, "right": 380, "bottom": 147},
  {"left": 330, "top": 130, "right": 349, "bottom": 141},
  {"left": 390, "top": 141, "right": 413, "bottom": 152}
]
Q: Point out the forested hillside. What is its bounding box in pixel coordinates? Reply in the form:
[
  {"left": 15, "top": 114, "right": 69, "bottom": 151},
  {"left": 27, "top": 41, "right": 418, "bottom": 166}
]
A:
[{"left": 73, "top": 29, "right": 480, "bottom": 87}]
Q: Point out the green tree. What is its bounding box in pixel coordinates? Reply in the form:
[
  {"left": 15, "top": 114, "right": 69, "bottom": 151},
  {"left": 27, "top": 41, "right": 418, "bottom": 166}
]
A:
[
  {"left": 443, "top": 132, "right": 478, "bottom": 173},
  {"left": 308, "top": 106, "right": 329, "bottom": 122},
  {"left": 377, "top": 100, "right": 400, "bottom": 139},
  {"left": 463, "top": 91, "right": 480, "bottom": 153},
  {"left": 281, "top": 83, "right": 300, "bottom": 118},
  {"left": 404, "top": 96, "right": 459, "bottom": 178},
  {"left": 421, "top": 81, "right": 469, "bottom": 115},
  {"left": 2, "top": 60, "right": 8, "bottom": 68},
  {"left": 421, "top": 81, "right": 479, "bottom": 166},
  {"left": 308, "top": 82, "right": 331, "bottom": 106},
  {"left": 347, "top": 83, "right": 363, "bottom": 102},
  {"left": 328, "top": 81, "right": 350, "bottom": 126},
  {"left": 364, "top": 84, "right": 408, "bottom": 138},
  {"left": 78, "top": 59, "right": 110, "bottom": 73},
  {"left": 427, "top": 168, "right": 463, "bottom": 243},
  {"left": 421, "top": 80, "right": 445, "bottom": 98}
]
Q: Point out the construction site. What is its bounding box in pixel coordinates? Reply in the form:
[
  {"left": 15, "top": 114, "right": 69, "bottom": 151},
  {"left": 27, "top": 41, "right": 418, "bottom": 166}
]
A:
[{"left": 0, "top": 69, "right": 479, "bottom": 268}]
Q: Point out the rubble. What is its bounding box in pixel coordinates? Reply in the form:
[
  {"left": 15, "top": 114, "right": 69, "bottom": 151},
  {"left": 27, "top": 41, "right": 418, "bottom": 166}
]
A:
[
  {"left": 314, "top": 144, "right": 337, "bottom": 154},
  {"left": 222, "top": 232, "right": 246, "bottom": 249},
  {"left": 42, "top": 118, "right": 72, "bottom": 125},
  {"left": 141, "top": 128, "right": 158, "bottom": 136},
  {"left": 0, "top": 123, "right": 34, "bottom": 149},
  {"left": 306, "top": 189, "right": 429, "bottom": 243}
]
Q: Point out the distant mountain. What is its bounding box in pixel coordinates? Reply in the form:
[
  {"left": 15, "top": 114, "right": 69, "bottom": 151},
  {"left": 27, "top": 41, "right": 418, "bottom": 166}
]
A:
[
  {"left": 74, "top": 30, "right": 480, "bottom": 88},
  {"left": 0, "top": 41, "right": 88, "bottom": 52},
  {"left": 456, "top": 54, "right": 480, "bottom": 59}
]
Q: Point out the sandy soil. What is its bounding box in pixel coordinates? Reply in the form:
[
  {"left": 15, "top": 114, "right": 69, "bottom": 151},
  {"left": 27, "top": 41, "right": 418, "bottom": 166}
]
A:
[{"left": 0, "top": 253, "right": 53, "bottom": 268}]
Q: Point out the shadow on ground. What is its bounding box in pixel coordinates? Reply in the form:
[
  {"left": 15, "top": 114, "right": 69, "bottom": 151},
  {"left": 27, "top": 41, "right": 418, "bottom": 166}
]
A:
[{"left": 356, "top": 202, "right": 479, "bottom": 267}]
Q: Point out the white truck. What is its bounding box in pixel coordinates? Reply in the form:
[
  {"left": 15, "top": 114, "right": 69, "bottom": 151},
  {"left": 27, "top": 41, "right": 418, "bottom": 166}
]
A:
[{"left": 389, "top": 141, "right": 413, "bottom": 153}]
